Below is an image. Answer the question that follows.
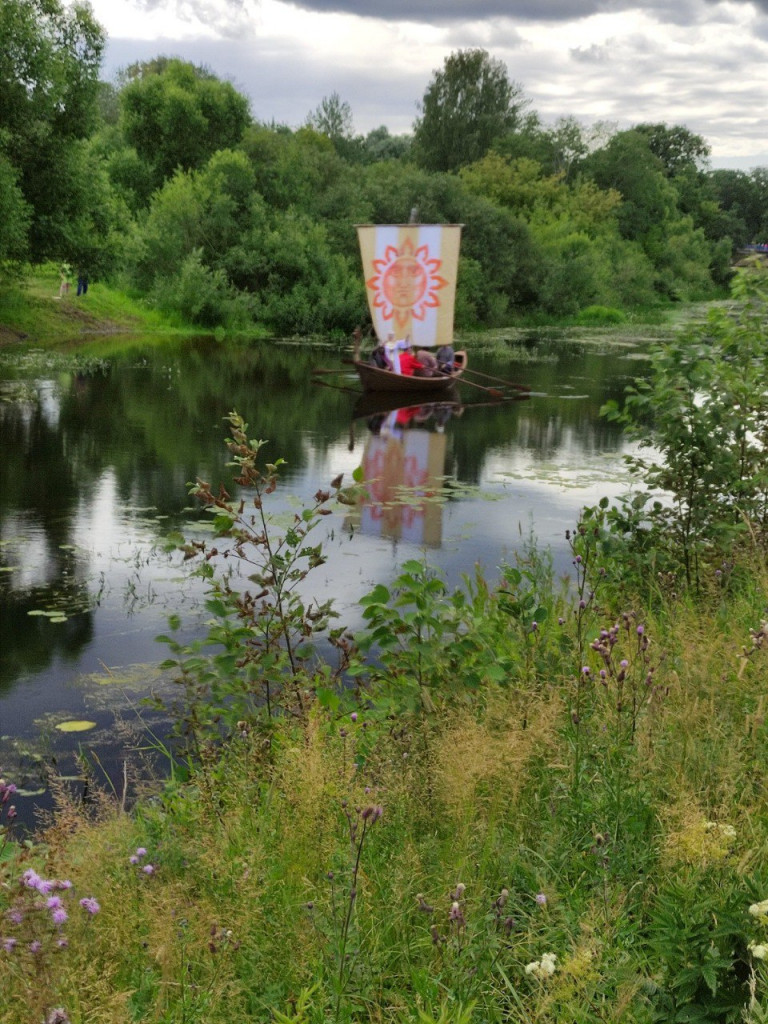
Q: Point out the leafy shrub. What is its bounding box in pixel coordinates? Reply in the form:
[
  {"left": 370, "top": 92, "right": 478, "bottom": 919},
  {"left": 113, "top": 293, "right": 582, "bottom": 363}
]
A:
[{"left": 575, "top": 305, "right": 627, "bottom": 325}]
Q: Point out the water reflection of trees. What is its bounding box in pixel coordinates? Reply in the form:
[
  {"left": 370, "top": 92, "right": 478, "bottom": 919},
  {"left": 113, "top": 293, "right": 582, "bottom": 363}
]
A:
[{"left": 0, "top": 333, "right": 647, "bottom": 693}]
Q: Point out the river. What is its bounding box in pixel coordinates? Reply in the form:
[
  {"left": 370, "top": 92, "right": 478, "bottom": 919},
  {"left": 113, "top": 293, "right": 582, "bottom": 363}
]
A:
[{"left": 0, "top": 326, "right": 659, "bottom": 824}]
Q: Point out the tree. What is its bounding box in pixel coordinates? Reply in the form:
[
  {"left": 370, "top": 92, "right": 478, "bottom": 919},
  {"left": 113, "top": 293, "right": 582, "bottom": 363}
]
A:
[
  {"left": 119, "top": 59, "right": 251, "bottom": 189},
  {"left": 413, "top": 49, "right": 528, "bottom": 172},
  {"left": 0, "top": 0, "right": 106, "bottom": 262},
  {"left": 306, "top": 92, "right": 354, "bottom": 143},
  {"left": 0, "top": 157, "right": 30, "bottom": 268},
  {"left": 634, "top": 123, "right": 710, "bottom": 178}
]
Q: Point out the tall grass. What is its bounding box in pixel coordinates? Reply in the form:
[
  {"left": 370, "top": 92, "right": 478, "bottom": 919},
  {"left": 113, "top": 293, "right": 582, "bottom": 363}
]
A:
[{"left": 3, "top": 566, "right": 768, "bottom": 1022}]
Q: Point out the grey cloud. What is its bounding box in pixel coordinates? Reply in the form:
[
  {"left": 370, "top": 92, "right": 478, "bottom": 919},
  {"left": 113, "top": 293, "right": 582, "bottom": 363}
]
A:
[{"left": 282, "top": 0, "right": 763, "bottom": 23}]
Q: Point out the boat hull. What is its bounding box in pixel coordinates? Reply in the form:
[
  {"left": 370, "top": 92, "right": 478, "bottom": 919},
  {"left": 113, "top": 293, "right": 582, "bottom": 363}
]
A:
[{"left": 351, "top": 351, "right": 465, "bottom": 393}]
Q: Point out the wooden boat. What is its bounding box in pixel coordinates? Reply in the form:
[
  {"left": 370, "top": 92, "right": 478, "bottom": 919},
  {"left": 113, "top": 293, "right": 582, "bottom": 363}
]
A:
[
  {"left": 350, "top": 351, "right": 466, "bottom": 393},
  {"left": 353, "top": 222, "right": 465, "bottom": 393}
]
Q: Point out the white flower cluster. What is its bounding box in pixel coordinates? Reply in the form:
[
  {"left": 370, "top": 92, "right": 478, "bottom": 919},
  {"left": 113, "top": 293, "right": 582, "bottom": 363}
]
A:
[
  {"left": 704, "top": 821, "right": 737, "bottom": 839},
  {"left": 749, "top": 942, "right": 768, "bottom": 960},
  {"left": 525, "top": 952, "right": 557, "bottom": 979},
  {"left": 749, "top": 899, "right": 768, "bottom": 917}
]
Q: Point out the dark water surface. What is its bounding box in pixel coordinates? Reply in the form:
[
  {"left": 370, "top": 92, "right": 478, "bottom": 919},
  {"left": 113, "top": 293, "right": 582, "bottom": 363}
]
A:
[{"left": 0, "top": 329, "right": 656, "bottom": 821}]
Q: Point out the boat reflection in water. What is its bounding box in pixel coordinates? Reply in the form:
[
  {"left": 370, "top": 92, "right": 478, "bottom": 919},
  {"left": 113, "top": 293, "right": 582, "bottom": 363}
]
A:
[{"left": 348, "top": 389, "right": 463, "bottom": 548}]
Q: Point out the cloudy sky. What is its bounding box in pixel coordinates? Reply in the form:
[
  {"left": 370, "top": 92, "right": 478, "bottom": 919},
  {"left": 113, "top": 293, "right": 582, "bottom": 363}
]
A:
[{"left": 83, "top": 0, "right": 768, "bottom": 170}]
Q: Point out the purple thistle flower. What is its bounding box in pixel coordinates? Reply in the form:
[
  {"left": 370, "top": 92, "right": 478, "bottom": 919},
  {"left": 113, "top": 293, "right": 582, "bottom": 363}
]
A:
[
  {"left": 46, "top": 896, "right": 63, "bottom": 910},
  {"left": 55, "top": 880, "right": 73, "bottom": 890},
  {"left": 79, "top": 897, "right": 100, "bottom": 915},
  {"left": 350, "top": 712, "right": 358, "bottom": 722},
  {"left": 142, "top": 864, "right": 155, "bottom": 875},
  {"left": 135, "top": 847, "right": 147, "bottom": 858},
  {"left": 637, "top": 625, "right": 644, "bottom": 636},
  {"left": 581, "top": 666, "right": 590, "bottom": 676},
  {"left": 129, "top": 855, "right": 139, "bottom": 865},
  {"left": 29, "top": 940, "right": 42, "bottom": 954},
  {"left": 22, "top": 869, "right": 41, "bottom": 889},
  {"left": 620, "top": 659, "right": 629, "bottom": 668},
  {"left": 7, "top": 909, "right": 23, "bottom": 925},
  {"left": 2, "top": 937, "right": 17, "bottom": 952},
  {"left": 51, "top": 907, "right": 68, "bottom": 926},
  {"left": 535, "top": 892, "right": 547, "bottom": 905}
]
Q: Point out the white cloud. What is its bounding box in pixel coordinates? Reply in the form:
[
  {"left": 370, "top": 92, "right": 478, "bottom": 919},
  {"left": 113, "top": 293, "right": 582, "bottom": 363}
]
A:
[{"left": 82, "top": 0, "right": 768, "bottom": 167}]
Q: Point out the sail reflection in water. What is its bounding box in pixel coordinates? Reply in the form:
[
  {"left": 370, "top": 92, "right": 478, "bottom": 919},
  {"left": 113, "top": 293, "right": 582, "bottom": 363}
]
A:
[{"left": 350, "top": 397, "right": 462, "bottom": 547}]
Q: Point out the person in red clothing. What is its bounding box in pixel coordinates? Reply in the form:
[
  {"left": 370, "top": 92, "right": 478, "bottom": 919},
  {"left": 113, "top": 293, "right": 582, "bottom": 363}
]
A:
[{"left": 398, "top": 348, "right": 424, "bottom": 376}]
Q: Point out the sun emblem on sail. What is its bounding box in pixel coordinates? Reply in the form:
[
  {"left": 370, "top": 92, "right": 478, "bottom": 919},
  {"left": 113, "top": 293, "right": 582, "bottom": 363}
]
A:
[{"left": 366, "top": 237, "right": 448, "bottom": 330}]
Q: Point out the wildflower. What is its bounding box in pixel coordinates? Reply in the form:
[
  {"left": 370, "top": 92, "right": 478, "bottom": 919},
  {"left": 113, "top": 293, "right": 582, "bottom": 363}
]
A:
[
  {"left": 29, "top": 940, "right": 42, "bottom": 954},
  {"left": 750, "top": 943, "right": 768, "bottom": 960},
  {"left": 416, "top": 894, "right": 434, "bottom": 914},
  {"left": 129, "top": 855, "right": 139, "bottom": 865},
  {"left": 558, "top": 617, "right": 565, "bottom": 626},
  {"left": 22, "top": 869, "right": 42, "bottom": 890},
  {"left": 350, "top": 712, "right": 358, "bottom": 722},
  {"left": 525, "top": 952, "right": 558, "bottom": 978},
  {"left": 79, "top": 897, "right": 100, "bottom": 915},
  {"left": 581, "top": 666, "right": 590, "bottom": 676},
  {"left": 135, "top": 847, "right": 147, "bottom": 858},
  {"left": 2, "top": 937, "right": 17, "bottom": 952},
  {"left": 45, "top": 1010, "right": 71, "bottom": 1024},
  {"left": 637, "top": 625, "right": 645, "bottom": 636},
  {"left": 535, "top": 892, "right": 547, "bottom": 905},
  {"left": 51, "top": 907, "right": 68, "bottom": 926},
  {"left": 7, "top": 909, "right": 23, "bottom": 925},
  {"left": 451, "top": 882, "right": 466, "bottom": 900},
  {"left": 142, "top": 864, "right": 155, "bottom": 875},
  {"left": 750, "top": 899, "right": 768, "bottom": 917},
  {"left": 46, "top": 896, "right": 63, "bottom": 910}
]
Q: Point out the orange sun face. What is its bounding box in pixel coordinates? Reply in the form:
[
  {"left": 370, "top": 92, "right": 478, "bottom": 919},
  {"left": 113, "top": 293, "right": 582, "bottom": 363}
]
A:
[{"left": 366, "top": 237, "right": 448, "bottom": 331}]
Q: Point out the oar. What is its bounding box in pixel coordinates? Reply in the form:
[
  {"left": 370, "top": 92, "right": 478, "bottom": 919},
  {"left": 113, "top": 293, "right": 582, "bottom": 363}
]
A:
[
  {"left": 457, "top": 376, "right": 505, "bottom": 399},
  {"left": 462, "top": 367, "right": 530, "bottom": 392}
]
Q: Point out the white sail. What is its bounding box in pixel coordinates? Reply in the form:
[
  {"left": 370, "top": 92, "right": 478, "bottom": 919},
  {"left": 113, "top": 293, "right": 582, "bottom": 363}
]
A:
[{"left": 357, "top": 224, "right": 462, "bottom": 349}]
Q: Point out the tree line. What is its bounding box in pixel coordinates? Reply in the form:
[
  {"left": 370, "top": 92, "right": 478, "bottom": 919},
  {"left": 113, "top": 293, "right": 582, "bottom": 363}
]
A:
[{"left": 3, "top": 0, "right": 768, "bottom": 335}]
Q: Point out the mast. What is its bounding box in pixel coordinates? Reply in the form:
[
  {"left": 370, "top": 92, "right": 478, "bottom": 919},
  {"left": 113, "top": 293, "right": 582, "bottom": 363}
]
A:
[{"left": 356, "top": 224, "right": 462, "bottom": 349}]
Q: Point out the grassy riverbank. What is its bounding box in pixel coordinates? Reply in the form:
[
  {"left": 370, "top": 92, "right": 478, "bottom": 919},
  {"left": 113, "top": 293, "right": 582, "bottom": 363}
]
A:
[
  {"left": 0, "top": 265, "right": 210, "bottom": 347},
  {"left": 3, "top": 277, "right": 768, "bottom": 1023},
  {"left": 3, "top": 553, "right": 768, "bottom": 1024}
]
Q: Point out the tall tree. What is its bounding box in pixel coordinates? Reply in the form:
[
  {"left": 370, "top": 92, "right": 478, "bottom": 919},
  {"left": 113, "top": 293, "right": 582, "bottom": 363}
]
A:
[
  {"left": 634, "top": 123, "right": 710, "bottom": 178},
  {"left": 306, "top": 91, "right": 354, "bottom": 143},
  {"left": 413, "top": 49, "right": 528, "bottom": 173},
  {"left": 119, "top": 58, "right": 251, "bottom": 189},
  {"left": 0, "top": 0, "right": 105, "bottom": 263}
]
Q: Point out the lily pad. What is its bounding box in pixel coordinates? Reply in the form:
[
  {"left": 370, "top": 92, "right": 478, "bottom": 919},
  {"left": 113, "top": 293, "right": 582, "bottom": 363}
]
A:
[{"left": 55, "top": 720, "right": 97, "bottom": 733}]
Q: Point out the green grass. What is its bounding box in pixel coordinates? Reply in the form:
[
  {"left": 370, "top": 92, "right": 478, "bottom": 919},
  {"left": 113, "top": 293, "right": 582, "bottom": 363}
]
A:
[
  {"left": 3, "top": 557, "right": 768, "bottom": 1023},
  {"left": 0, "top": 264, "right": 204, "bottom": 347}
]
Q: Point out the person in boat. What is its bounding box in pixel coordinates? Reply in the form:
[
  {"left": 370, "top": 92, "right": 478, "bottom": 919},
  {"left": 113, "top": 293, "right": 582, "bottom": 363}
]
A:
[
  {"left": 415, "top": 349, "right": 438, "bottom": 377},
  {"left": 370, "top": 339, "right": 392, "bottom": 370},
  {"left": 398, "top": 347, "right": 424, "bottom": 377},
  {"left": 437, "top": 343, "right": 456, "bottom": 374},
  {"left": 385, "top": 334, "right": 411, "bottom": 374}
]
